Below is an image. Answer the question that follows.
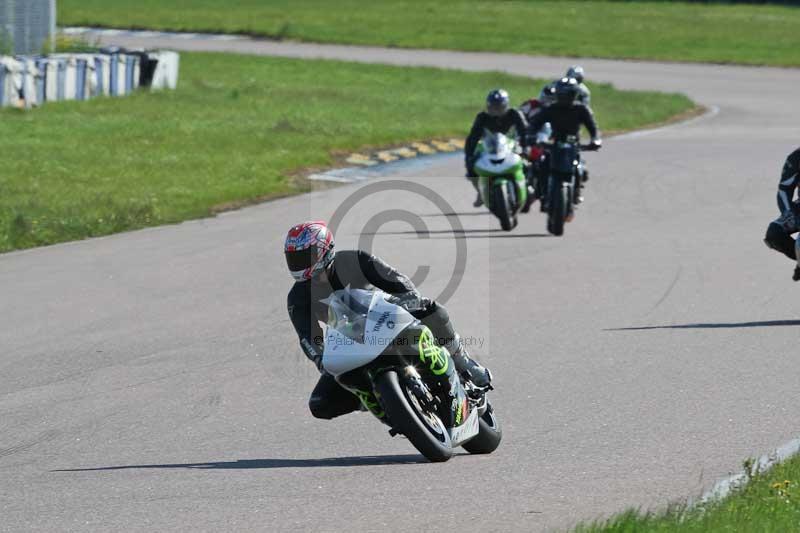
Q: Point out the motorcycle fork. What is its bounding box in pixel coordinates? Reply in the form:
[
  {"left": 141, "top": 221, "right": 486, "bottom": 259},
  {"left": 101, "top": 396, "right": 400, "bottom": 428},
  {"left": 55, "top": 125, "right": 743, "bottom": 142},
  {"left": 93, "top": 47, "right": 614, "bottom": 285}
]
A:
[
  {"left": 478, "top": 175, "right": 490, "bottom": 207},
  {"left": 338, "top": 357, "right": 408, "bottom": 421}
]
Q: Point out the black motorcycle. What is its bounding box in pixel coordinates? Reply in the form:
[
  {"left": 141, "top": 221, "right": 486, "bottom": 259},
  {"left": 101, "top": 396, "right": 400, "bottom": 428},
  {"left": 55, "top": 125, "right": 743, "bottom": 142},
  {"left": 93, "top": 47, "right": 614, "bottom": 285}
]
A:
[{"left": 537, "top": 136, "right": 599, "bottom": 236}]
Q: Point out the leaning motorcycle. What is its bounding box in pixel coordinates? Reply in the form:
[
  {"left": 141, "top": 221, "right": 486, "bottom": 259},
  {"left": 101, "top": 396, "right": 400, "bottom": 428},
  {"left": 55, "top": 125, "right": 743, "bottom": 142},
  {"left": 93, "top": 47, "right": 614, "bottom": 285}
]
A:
[
  {"left": 322, "top": 288, "right": 501, "bottom": 462},
  {"left": 538, "top": 135, "right": 598, "bottom": 236},
  {"left": 473, "top": 131, "right": 528, "bottom": 231}
]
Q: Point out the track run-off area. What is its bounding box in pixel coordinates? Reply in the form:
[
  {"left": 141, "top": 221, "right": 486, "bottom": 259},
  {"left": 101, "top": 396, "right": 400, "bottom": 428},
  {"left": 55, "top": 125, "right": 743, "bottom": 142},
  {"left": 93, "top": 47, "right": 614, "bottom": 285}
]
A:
[{"left": 3, "top": 31, "right": 800, "bottom": 531}]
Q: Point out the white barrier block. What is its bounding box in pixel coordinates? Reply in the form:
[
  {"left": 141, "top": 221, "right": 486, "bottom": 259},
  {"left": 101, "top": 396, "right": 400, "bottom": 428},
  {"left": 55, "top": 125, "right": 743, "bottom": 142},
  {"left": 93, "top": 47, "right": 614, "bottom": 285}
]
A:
[
  {"left": 16, "top": 58, "right": 39, "bottom": 107},
  {"left": 150, "top": 51, "right": 180, "bottom": 91},
  {"left": 63, "top": 58, "right": 77, "bottom": 100},
  {"left": 93, "top": 55, "right": 110, "bottom": 96},
  {"left": 116, "top": 54, "right": 128, "bottom": 96},
  {"left": 44, "top": 60, "right": 59, "bottom": 101},
  {"left": 0, "top": 57, "right": 21, "bottom": 107}
]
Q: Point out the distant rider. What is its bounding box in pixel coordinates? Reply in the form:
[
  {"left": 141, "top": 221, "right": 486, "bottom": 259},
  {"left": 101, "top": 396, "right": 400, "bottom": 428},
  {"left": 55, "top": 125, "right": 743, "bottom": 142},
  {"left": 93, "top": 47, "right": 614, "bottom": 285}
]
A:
[
  {"left": 566, "top": 65, "right": 591, "bottom": 107},
  {"left": 285, "top": 221, "right": 491, "bottom": 420},
  {"left": 465, "top": 89, "right": 529, "bottom": 207},
  {"left": 518, "top": 83, "right": 556, "bottom": 212},
  {"left": 527, "top": 77, "right": 602, "bottom": 203},
  {"left": 519, "top": 83, "right": 556, "bottom": 123},
  {"left": 763, "top": 147, "right": 800, "bottom": 280}
]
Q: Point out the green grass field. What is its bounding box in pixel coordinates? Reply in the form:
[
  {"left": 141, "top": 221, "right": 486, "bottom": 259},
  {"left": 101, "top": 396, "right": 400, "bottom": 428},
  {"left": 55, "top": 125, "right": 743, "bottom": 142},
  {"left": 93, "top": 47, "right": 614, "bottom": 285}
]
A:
[
  {"left": 0, "top": 52, "right": 693, "bottom": 253},
  {"left": 59, "top": 0, "right": 800, "bottom": 67},
  {"left": 575, "top": 454, "right": 800, "bottom": 532}
]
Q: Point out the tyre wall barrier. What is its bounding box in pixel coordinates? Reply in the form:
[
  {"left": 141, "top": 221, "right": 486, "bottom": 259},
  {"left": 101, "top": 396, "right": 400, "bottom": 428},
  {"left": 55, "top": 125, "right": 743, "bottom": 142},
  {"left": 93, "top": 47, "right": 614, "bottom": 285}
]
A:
[{"left": 0, "top": 50, "right": 179, "bottom": 108}]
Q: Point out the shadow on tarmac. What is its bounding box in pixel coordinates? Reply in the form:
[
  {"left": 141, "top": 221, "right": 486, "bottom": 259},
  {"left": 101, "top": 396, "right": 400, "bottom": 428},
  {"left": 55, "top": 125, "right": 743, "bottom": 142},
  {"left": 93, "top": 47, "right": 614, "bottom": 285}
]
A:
[
  {"left": 420, "top": 212, "right": 492, "bottom": 217},
  {"left": 441, "top": 232, "right": 551, "bottom": 240},
  {"left": 53, "top": 454, "right": 434, "bottom": 472},
  {"left": 607, "top": 320, "right": 800, "bottom": 331},
  {"left": 364, "top": 228, "right": 551, "bottom": 239}
]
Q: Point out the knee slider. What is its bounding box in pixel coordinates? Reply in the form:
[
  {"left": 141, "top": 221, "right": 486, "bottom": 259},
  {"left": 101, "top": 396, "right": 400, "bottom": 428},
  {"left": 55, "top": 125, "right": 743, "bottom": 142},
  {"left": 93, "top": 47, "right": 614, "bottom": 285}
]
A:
[
  {"left": 765, "top": 222, "right": 787, "bottom": 249},
  {"left": 308, "top": 396, "right": 336, "bottom": 420}
]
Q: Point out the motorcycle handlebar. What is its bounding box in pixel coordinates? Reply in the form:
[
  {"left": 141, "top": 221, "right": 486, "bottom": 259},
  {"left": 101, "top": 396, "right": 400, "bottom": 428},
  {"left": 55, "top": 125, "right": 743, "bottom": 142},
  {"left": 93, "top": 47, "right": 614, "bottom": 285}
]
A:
[{"left": 536, "top": 141, "right": 601, "bottom": 151}]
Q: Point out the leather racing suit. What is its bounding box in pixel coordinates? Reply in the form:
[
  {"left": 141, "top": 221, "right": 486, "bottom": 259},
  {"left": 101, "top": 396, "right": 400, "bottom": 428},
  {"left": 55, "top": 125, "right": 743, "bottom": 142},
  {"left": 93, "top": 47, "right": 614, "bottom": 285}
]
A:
[{"left": 764, "top": 147, "right": 800, "bottom": 263}]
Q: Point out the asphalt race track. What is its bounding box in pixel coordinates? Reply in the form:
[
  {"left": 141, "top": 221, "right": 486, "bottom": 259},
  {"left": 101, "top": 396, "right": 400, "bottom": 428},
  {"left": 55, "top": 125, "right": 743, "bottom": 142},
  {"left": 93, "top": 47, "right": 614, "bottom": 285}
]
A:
[{"left": 3, "top": 33, "right": 800, "bottom": 531}]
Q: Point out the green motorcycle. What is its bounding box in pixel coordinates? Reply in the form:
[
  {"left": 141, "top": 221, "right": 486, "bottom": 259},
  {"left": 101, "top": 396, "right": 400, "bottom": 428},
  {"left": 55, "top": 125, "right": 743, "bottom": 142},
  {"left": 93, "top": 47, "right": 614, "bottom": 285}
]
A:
[{"left": 474, "top": 131, "right": 528, "bottom": 231}]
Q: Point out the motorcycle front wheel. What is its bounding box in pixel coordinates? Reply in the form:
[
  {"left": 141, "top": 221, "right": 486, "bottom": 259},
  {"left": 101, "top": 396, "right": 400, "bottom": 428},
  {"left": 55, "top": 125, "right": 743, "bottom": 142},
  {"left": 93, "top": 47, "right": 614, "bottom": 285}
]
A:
[
  {"left": 376, "top": 370, "right": 453, "bottom": 462},
  {"left": 547, "top": 178, "right": 568, "bottom": 236},
  {"left": 492, "top": 182, "right": 516, "bottom": 232},
  {"left": 461, "top": 401, "right": 502, "bottom": 455}
]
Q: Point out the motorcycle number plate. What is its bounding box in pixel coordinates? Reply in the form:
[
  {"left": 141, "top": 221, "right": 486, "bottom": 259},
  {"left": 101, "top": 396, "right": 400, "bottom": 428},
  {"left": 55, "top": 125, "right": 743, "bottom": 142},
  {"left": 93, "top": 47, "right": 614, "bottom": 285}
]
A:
[{"left": 448, "top": 408, "right": 480, "bottom": 446}]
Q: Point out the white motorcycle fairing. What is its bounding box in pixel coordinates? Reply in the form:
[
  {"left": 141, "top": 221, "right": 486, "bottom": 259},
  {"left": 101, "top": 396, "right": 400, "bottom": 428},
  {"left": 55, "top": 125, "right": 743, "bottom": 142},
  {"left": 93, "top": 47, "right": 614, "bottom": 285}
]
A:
[{"left": 321, "top": 289, "right": 416, "bottom": 378}]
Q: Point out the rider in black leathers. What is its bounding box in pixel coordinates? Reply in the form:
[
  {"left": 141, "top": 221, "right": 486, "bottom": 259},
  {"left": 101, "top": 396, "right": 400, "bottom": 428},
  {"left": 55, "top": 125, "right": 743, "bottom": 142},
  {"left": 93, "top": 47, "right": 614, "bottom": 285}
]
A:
[
  {"left": 527, "top": 77, "right": 600, "bottom": 144},
  {"left": 527, "top": 77, "right": 602, "bottom": 202},
  {"left": 286, "top": 224, "right": 491, "bottom": 420},
  {"left": 465, "top": 89, "right": 529, "bottom": 207},
  {"left": 764, "top": 147, "right": 800, "bottom": 280}
]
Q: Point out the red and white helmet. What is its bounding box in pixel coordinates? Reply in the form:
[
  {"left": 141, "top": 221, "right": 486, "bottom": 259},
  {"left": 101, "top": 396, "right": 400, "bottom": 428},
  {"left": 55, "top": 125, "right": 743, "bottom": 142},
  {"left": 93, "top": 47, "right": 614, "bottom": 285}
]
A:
[{"left": 284, "top": 221, "right": 335, "bottom": 281}]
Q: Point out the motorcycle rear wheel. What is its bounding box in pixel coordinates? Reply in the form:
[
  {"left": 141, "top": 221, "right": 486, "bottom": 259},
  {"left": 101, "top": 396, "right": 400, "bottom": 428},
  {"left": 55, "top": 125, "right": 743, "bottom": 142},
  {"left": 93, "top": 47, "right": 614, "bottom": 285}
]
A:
[{"left": 376, "top": 370, "right": 453, "bottom": 462}]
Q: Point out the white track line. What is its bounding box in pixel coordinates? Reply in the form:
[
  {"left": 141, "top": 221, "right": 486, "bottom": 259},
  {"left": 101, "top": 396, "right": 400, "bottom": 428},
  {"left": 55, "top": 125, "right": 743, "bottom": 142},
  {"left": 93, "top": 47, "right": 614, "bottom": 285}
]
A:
[
  {"left": 695, "top": 435, "right": 800, "bottom": 506},
  {"left": 614, "top": 105, "right": 720, "bottom": 140}
]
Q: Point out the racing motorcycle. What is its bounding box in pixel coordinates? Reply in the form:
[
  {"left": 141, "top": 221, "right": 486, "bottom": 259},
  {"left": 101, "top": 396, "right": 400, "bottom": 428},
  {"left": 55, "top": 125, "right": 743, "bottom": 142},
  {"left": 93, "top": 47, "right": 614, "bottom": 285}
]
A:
[
  {"left": 473, "top": 131, "right": 528, "bottom": 231},
  {"left": 322, "top": 287, "right": 501, "bottom": 462},
  {"left": 538, "top": 135, "right": 599, "bottom": 236}
]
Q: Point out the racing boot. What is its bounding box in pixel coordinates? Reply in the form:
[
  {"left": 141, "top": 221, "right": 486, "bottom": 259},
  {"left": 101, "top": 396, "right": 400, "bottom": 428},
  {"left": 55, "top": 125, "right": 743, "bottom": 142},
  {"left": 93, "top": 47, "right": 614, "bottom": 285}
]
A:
[
  {"left": 576, "top": 166, "right": 588, "bottom": 203},
  {"left": 521, "top": 184, "right": 535, "bottom": 213},
  {"left": 447, "top": 338, "right": 491, "bottom": 388},
  {"left": 793, "top": 240, "right": 800, "bottom": 280},
  {"left": 469, "top": 176, "right": 484, "bottom": 207}
]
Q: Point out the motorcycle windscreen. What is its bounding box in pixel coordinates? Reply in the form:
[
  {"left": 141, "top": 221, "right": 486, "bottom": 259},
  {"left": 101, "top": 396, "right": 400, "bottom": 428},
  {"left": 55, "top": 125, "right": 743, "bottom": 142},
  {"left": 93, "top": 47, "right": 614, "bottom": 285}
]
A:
[
  {"left": 482, "top": 132, "right": 511, "bottom": 158},
  {"left": 321, "top": 288, "right": 416, "bottom": 377}
]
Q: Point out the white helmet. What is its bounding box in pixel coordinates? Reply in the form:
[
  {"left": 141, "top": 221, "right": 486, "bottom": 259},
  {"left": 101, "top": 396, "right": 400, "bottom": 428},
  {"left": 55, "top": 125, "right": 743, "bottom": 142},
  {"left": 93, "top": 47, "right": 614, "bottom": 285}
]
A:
[{"left": 566, "top": 65, "right": 585, "bottom": 84}]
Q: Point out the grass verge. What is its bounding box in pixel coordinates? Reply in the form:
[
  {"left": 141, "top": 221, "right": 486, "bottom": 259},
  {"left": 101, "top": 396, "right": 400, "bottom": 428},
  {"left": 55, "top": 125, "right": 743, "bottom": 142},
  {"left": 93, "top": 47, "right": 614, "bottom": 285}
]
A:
[
  {"left": 575, "top": 454, "right": 800, "bottom": 532},
  {"left": 0, "top": 52, "right": 694, "bottom": 253},
  {"left": 59, "top": 0, "right": 800, "bottom": 67}
]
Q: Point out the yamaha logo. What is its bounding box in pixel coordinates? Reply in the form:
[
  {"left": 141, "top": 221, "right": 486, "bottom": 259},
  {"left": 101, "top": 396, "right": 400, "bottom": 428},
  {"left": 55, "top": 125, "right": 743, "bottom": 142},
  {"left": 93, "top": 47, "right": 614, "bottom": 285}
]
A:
[{"left": 372, "top": 311, "right": 391, "bottom": 332}]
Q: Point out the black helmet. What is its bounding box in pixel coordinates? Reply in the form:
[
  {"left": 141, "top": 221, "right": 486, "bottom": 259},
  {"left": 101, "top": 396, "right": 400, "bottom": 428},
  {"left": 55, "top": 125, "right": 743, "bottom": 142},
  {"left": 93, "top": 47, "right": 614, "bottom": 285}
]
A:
[
  {"left": 566, "top": 65, "right": 585, "bottom": 84},
  {"left": 486, "top": 89, "right": 510, "bottom": 117},
  {"left": 554, "top": 77, "right": 579, "bottom": 106},
  {"left": 539, "top": 82, "right": 556, "bottom": 106}
]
